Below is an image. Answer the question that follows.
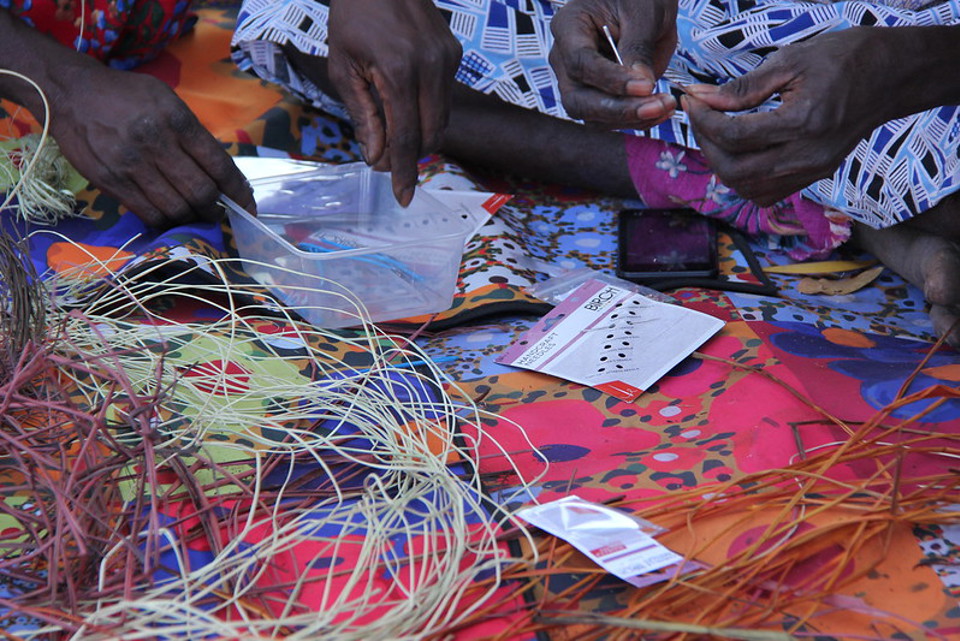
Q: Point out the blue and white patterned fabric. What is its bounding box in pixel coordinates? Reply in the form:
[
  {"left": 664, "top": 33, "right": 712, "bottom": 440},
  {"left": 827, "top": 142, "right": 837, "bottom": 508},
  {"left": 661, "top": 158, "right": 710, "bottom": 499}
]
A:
[
  {"left": 232, "top": 0, "right": 960, "bottom": 229},
  {"left": 661, "top": 0, "right": 960, "bottom": 228}
]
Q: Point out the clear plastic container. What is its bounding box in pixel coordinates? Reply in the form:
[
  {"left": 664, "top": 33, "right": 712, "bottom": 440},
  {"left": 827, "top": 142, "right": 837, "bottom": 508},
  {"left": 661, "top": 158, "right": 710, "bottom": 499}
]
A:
[{"left": 223, "top": 162, "right": 471, "bottom": 329}]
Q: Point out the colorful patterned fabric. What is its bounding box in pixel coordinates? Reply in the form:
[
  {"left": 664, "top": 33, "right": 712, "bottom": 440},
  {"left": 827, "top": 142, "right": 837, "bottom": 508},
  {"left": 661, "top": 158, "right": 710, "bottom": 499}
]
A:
[
  {"left": 2, "top": 2, "right": 960, "bottom": 637},
  {"left": 1, "top": 0, "right": 197, "bottom": 69},
  {"left": 233, "top": 0, "right": 960, "bottom": 230},
  {"left": 454, "top": 316, "right": 960, "bottom": 638}
]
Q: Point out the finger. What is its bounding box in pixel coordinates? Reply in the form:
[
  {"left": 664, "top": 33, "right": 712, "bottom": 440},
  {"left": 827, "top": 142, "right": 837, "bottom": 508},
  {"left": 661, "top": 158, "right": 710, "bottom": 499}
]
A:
[
  {"left": 739, "top": 177, "right": 807, "bottom": 207},
  {"left": 417, "top": 66, "right": 452, "bottom": 155},
  {"left": 734, "top": 147, "right": 835, "bottom": 204},
  {"left": 692, "top": 130, "right": 810, "bottom": 205},
  {"left": 371, "top": 142, "right": 392, "bottom": 173},
  {"left": 373, "top": 68, "right": 420, "bottom": 206},
  {"left": 419, "top": 41, "right": 460, "bottom": 153},
  {"left": 688, "top": 121, "right": 736, "bottom": 181},
  {"left": 684, "top": 93, "right": 797, "bottom": 153},
  {"left": 186, "top": 148, "right": 257, "bottom": 221},
  {"left": 180, "top": 133, "right": 256, "bottom": 219},
  {"left": 143, "top": 158, "right": 211, "bottom": 227},
  {"left": 719, "top": 137, "right": 834, "bottom": 203},
  {"left": 931, "top": 305, "right": 960, "bottom": 348},
  {"left": 561, "top": 82, "right": 676, "bottom": 127},
  {"left": 550, "top": 19, "right": 655, "bottom": 97},
  {"left": 690, "top": 123, "right": 768, "bottom": 200},
  {"left": 743, "top": 168, "right": 827, "bottom": 206},
  {"left": 576, "top": 47, "right": 656, "bottom": 97},
  {"left": 156, "top": 108, "right": 255, "bottom": 219},
  {"left": 617, "top": 18, "right": 674, "bottom": 85},
  {"left": 108, "top": 164, "right": 193, "bottom": 228},
  {"left": 121, "top": 126, "right": 217, "bottom": 226},
  {"left": 684, "top": 63, "right": 793, "bottom": 112},
  {"left": 166, "top": 152, "right": 240, "bottom": 223},
  {"left": 102, "top": 179, "right": 168, "bottom": 228},
  {"left": 330, "top": 59, "right": 387, "bottom": 166},
  {"left": 93, "top": 138, "right": 192, "bottom": 227},
  {"left": 636, "top": 94, "right": 677, "bottom": 126}
]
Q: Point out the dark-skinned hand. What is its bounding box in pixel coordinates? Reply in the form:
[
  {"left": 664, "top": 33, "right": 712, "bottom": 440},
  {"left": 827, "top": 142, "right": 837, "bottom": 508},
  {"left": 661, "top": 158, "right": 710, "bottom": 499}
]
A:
[
  {"left": 683, "top": 27, "right": 898, "bottom": 206},
  {"left": 49, "top": 64, "right": 255, "bottom": 227},
  {"left": 327, "top": 0, "right": 462, "bottom": 206},
  {"left": 548, "top": 0, "right": 678, "bottom": 130}
]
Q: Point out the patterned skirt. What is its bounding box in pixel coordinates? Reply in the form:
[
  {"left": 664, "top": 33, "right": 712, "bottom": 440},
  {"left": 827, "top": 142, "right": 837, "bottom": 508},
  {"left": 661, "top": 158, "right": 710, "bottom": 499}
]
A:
[{"left": 232, "top": 0, "right": 960, "bottom": 238}]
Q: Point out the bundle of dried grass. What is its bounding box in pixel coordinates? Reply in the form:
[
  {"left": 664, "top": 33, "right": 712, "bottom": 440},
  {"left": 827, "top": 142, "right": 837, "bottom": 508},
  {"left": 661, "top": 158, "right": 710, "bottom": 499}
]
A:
[
  {"left": 455, "top": 350, "right": 960, "bottom": 641},
  {"left": 0, "top": 70, "right": 82, "bottom": 225},
  {"left": 0, "top": 231, "right": 45, "bottom": 379},
  {"left": 0, "top": 242, "right": 543, "bottom": 640},
  {"left": 0, "top": 135, "right": 82, "bottom": 225}
]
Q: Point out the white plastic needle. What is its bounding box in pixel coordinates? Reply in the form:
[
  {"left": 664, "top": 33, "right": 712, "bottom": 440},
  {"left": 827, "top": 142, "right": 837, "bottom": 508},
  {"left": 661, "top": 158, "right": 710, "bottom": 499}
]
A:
[{"left": 602, "top": 25, "right": 625, "bottom": 65}]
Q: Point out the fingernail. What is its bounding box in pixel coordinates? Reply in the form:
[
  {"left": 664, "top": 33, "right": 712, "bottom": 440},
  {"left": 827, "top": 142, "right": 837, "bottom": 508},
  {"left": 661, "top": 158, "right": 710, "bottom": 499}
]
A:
[
  {"left": 359, "top": 142, "right": 370, "bottom": 164},
  {"left": 685, "top": 83, "right": 718, "bottom": 96},
  {"left": 637, "top": 100, "right": 664, "bottom": 120},
  {"left": 400, "top": 187, "right": 415, "bottom": 207},
  {"left": 626, "top": 79, "right": 654, "bottom": 95}
]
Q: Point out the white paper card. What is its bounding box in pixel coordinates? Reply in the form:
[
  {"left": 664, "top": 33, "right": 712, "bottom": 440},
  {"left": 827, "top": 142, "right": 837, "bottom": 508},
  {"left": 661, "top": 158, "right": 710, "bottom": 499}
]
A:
[{"left": 498, "top": 278, "right": 724, "bottom": 401}]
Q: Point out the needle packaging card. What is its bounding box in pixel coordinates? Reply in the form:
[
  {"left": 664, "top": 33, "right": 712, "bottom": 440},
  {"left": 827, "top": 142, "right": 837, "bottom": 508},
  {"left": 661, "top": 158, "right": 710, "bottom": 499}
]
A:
[
  {"left": 498, "top": 278, "right": 724, "bottom": 401},
  {"left": 515, "top": 496, "right": 700, "bottom": 588}
]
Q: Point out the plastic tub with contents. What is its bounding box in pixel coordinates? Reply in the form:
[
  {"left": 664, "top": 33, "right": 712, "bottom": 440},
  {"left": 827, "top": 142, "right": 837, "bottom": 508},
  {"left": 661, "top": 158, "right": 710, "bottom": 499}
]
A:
[{"left": 222, "top": 162, "right": 471, "bottom": 329}]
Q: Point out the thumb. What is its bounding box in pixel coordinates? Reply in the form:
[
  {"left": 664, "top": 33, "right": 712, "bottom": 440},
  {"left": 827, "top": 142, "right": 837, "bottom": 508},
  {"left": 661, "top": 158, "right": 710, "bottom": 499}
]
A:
[
  {"left": 684, "top": 64, "right": 788, "bottom": 112},
  {"left": 615, "top": 0, "right": 680, "bottom": 81}
]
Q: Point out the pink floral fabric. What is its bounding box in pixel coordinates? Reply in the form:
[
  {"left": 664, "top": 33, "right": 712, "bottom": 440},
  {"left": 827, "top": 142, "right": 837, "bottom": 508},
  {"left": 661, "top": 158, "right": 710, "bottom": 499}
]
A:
[{"left": 625, "top": 134, "right": 851, "bottom": 260}]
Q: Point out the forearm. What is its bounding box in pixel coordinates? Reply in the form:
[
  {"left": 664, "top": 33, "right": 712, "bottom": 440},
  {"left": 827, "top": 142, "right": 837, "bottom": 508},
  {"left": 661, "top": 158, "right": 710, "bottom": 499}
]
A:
[
  {"left": 882, "top": 26, "right": 960, "bottom": 120},
  {"left": 0, "top": 10, "right": 99, "bottom": 117}
]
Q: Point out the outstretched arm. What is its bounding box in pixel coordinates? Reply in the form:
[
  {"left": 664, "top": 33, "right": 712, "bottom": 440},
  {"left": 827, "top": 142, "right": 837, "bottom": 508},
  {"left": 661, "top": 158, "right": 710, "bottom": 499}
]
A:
[
  {"left": 684, "top": 26, "right": 960, "bottom": 205},
  {"left": 0, "top": 10, "right": 254, "bottom": 227}
]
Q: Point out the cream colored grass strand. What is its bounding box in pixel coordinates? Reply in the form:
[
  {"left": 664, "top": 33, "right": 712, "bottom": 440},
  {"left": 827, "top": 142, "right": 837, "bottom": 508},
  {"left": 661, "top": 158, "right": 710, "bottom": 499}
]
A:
[
  {"left": 0, "top": 69, "right": 52, "bottom": 215},
  {"left": 47, "top": 249, "right": 545, "bottom": 494},
  {"left": 36, "top": 249, "right": 545, "bottom": 640},
  {"left": 76, "top": 0, "right": 87, "bottom": 55}
]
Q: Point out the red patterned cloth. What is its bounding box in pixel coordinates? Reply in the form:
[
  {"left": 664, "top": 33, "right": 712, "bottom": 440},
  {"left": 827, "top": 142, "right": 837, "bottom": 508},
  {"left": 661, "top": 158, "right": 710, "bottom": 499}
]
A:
[{"left": 3, "top": 0, "right": 196, "bottom": 69}]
